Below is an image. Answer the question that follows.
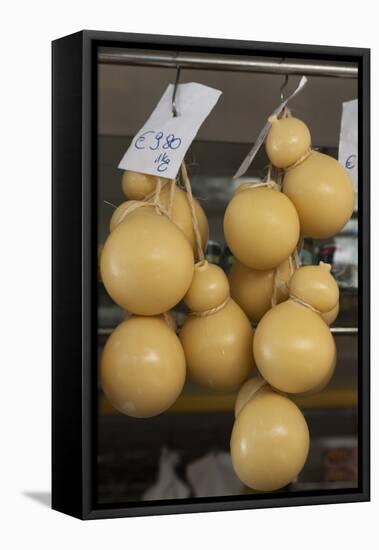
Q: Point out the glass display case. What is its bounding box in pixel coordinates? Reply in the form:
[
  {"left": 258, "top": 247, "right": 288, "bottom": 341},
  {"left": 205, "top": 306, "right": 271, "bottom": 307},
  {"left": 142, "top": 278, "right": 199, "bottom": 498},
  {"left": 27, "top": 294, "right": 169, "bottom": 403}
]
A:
[{"left": 96, "top": 50, "right": 359, "bottom": 503}]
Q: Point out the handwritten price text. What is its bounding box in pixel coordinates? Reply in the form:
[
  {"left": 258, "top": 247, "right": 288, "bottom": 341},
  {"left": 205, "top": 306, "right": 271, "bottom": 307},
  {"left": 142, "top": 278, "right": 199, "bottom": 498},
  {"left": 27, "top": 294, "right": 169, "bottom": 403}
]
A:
[{"left": 134, "top": 130, "right": 182, "bottom": 172}]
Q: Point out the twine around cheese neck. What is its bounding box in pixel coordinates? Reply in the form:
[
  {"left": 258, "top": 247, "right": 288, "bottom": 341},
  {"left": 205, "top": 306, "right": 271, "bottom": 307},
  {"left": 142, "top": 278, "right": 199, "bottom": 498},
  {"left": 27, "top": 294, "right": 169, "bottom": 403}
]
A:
[
  {"left": 285, "top": 148, "right": 313, "bottom": 172},
  {"left": 190, "top": 295, "right": 231, "bottom": 318},
  {"left": 115, "top": 176, "right": 176, "bottom": 226},
  {"left": 180, "top": 161, "right": 205, "bottom": 263},
  {"left": 244, "top": 376, "right": 268, "bottom": 400},
  {"left": 289, "top": 293, "right": 322, "bottom": 315}
]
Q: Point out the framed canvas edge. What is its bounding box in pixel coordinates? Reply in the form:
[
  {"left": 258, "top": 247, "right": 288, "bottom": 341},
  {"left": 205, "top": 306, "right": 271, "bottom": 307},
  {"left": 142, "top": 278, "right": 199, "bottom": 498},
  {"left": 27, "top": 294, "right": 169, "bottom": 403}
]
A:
[
  {"left": 52, "top": 30, "right": 371, "bottom": 520},
  {"left": 52, "top": 31, "right": 86, "bottom": 520}
]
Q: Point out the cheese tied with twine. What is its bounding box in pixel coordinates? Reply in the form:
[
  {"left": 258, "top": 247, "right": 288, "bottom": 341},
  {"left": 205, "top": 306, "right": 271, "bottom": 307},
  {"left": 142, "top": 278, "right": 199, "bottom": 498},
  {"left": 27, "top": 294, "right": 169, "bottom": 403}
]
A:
[
  {"left": 253, "top": 263, "right": 338, "bottom": 395},
  {"left": 119, "top": 83, "right": 222, "bottom": 180},
  {"left": 233, "top": 76, "right": 308, "bottom": 179},
  {"left": 178, "top": 170, "right": 255, "bottom": 392}
]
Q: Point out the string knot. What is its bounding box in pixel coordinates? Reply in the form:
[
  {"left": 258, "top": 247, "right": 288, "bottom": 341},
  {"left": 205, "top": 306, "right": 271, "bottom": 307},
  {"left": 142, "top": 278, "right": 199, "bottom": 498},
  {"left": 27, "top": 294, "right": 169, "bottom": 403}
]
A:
[
  {"left": 115, "top": 176, "right": 174, "bottom": 226},
  {"left": 289, "top": 293, "right": 321, "bottom": 315},
  {"left": 190, "top": 296, "right": 230, "bottom": 318},
  {"left": 234, "top": 179, "right": 277, "bottom": 196},
  {"left": 285, "top": 148, "right": 313, "bottom": 172}
]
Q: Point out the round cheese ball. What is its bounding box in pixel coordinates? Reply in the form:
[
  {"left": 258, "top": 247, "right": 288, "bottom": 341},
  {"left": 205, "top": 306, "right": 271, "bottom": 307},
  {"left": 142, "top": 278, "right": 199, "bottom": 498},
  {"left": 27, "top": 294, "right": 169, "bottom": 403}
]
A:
[
  {"left": 253, "top": 300, "right": 336, "bottom": 394},
  {"left": 100, "top": 209, "right": 194, "bottom": 315},
  {"left": 266, "top": 116, "right": 311, "bottom": 168},
  {"left": 224, "top": 186, "right": 300, "bottom": 270},
  {"left": 283, "top": 151, "right": 355, "bottom": 238},
  {"left": 231, "top": 389, "right": 309, "bottom": 491},
  {"left": 180, "top": 299, "right": 254, "bottom": 391},
  {"left": 101, "top": 316, "right": 186, "bottom": 418}
]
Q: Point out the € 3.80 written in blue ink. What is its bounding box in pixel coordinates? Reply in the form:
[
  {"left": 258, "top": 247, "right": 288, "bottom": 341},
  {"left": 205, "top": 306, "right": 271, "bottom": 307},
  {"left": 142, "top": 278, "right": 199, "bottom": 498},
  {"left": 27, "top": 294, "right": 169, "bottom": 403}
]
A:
[{"left": 134, "top": 130, "right": 182, "bottom": 173}]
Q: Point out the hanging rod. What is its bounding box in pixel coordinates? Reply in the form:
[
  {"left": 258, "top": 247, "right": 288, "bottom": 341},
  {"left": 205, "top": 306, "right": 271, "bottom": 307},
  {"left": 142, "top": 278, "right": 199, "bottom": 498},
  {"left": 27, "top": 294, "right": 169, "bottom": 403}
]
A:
[
  {"left": 98, "top": 49, "right": 358, "bottom": 78},
  {"left": 97, "top": 326, "right": 358, "bottom": 336}
]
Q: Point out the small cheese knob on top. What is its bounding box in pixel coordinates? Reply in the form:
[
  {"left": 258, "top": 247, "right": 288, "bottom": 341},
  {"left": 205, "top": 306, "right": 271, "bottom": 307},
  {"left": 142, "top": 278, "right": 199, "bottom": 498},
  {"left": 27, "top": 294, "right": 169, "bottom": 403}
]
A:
[
  {"left": 289, "top": 262, "right": 339, "bottom": 313},
  {"left": 184, "top": 261, "right": 230, "bottom": 313},
  {"left": 265, "top": 116, "right": 311, "bottom": 168},
  {"left": 121, "top": 170, "right": 169, "bottom": 200}
]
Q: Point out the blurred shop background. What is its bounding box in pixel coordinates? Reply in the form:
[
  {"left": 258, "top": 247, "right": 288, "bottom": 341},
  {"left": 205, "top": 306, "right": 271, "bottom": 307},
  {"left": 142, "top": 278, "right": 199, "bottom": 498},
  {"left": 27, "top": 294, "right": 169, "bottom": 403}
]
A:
[{"left": 97, "top": 48, "right": 358, "bottom": 504}]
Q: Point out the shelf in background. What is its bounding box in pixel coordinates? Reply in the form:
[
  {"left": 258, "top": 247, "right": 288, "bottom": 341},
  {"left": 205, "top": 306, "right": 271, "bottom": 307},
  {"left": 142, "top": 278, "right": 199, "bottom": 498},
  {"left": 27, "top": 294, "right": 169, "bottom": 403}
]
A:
[
  {"left": 100, "top": 387, "right": 357, "bottom": 416},
  {"left": 97, "top": 326, "right": 357, "bottom": 337}
]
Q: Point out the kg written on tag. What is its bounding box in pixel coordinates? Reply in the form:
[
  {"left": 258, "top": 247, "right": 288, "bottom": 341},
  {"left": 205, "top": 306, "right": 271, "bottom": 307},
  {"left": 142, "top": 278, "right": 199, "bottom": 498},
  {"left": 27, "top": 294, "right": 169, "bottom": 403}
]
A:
[{"left": 119, "top": 83, "right": 222, "bottom": 180}]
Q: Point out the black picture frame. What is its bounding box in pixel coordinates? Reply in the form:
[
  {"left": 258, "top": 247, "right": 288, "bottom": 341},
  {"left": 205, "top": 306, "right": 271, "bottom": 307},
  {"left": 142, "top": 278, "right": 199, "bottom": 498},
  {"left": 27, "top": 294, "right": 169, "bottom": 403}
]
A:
[{"left": 52, "top": 30, "right": 370, "bottom": 520}]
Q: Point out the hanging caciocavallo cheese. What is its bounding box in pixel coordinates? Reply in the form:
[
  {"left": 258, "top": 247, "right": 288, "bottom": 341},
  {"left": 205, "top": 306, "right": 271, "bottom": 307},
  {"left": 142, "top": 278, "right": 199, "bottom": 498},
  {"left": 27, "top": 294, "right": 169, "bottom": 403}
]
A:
[
  {"left": 180, "top": 261, "right": 254, "bottom": 391},
  {"left": 101, "top": 207, "right": 195, "bottom": 315},
  {"left": 224, "top": 182, "right": 300, "bottom": 270},
  {"left": 231, "top": 378, "right": 310, "bottom": 491},
  {"left": 265, "top": 114, "right": 355, "bottom": 238},
  {"left": 121, "top": 173, "right": 209, "bottom": 253},
  {"left": 101, "top": 316, "right": 186, "bottom": 418},
  {"left": 265, "top": 115, "right": 311, "bottom": 168},
  {"left": 253, "top": 263, "right": 338, "bottom": 394},
  {"left": 228, "top": 257, "right": 292, "bottom": 323}
]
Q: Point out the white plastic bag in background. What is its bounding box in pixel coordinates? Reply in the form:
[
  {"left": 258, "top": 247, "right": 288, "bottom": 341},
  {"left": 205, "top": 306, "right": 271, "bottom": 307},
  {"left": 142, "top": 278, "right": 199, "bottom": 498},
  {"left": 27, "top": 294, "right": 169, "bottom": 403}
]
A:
[
  {"left": 142, "top": 448, "right": 190, "bottom": 501},
  {"left": 186, "top": 452, "right": 244, "bottom": 497}
]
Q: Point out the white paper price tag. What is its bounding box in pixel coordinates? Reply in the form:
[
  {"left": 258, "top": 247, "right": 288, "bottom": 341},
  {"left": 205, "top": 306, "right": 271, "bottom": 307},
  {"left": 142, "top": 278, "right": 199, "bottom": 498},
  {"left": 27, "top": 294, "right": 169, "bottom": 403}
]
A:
[
  {"left": 339, "top": 99, "right": 358, "bottom": 192},
  {"left": 118, "top": 83, "right": 222, "bottom": 179}
]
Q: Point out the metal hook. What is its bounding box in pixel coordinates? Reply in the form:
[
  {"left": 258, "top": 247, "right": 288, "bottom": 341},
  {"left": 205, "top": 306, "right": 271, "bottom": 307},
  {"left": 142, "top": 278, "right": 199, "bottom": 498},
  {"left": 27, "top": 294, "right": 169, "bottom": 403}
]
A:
[
  {"left": 172, "top": 66, "right": 181, "bottom": 117},
  {"left": 279, "top": 58, "right": 290, "bottom": 102},
  {"left": 280, "top": 73, "right": 289, "bottom": 102}
]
